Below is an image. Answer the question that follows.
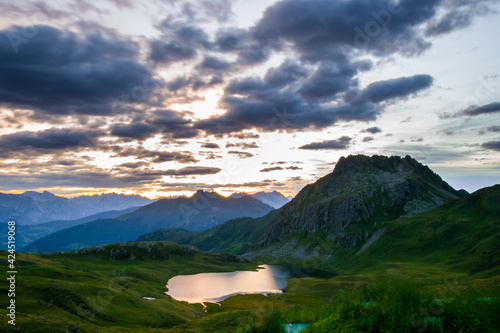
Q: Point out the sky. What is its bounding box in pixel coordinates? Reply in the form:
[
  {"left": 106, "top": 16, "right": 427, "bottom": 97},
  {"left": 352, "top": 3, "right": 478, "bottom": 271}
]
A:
[{"left": 0, "top": 0, "right": 499, "bottom": 199}]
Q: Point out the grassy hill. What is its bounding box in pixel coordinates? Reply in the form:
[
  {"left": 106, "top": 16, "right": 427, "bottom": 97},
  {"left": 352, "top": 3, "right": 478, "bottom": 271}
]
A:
[
  {"left": 0, "top": 242, "right": 256, "bottom": 333},
  {"left": 137, "top": 209, "right": 281, "bottom": 255},
  {"left": 343, "top": 184, "right": 500, "bottom": 277}
]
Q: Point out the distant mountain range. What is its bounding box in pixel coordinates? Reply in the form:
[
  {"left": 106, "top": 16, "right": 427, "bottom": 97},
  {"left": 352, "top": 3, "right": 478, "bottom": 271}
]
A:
[
  {"left": 229, "top": 191, "right": 292, "bottom": 209},
  {"left": 21, "top": 190, "right": 274, "bottom": 252},
  {"left": 0, "top": 206, "right": 139, "bottom": 251},
  {"left": 0, "top": 191, "right": 153, "bottom": 225}
]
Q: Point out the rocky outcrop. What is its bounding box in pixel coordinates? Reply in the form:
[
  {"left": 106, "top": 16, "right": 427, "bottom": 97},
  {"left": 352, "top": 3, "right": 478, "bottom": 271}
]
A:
[{"left": 254, "top": 155, "right": 459, "bottom": 255}]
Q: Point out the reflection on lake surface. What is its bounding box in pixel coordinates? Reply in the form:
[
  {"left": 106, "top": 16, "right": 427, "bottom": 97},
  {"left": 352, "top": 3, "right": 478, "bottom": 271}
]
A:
[{"left": 165, "top": 265, "right": 290, "bottom": 305}]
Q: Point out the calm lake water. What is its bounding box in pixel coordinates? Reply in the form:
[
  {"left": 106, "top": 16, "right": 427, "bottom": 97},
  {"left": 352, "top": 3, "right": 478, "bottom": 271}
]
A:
[{"left": 165, "top": 265, "right": 290, "bottom": 304}]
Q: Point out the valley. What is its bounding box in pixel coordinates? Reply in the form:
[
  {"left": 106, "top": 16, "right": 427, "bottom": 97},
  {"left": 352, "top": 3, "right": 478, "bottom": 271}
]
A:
[{"left": 1, "top": 155, "right": 498, "bottom": 332}]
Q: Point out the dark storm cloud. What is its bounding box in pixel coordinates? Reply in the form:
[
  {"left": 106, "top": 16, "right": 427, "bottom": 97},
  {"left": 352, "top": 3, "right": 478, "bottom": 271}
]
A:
[
  {"left": 481, "top": 140, "right": 500, "bottom": 151},
  {"left": 251, "top": 0, "right": 439, "bottom": 60},
  {"left": 196, "top": 60, "right": 432, "bottom": 133},
  {"left": 0, "top": 128, "right": 104, "bottom": 157},
  {"left": 0, "top": 25, "right": 156, "bottom": 116},
  {"left": 362, "top": 127, "right": 382, "bottom": 134},
  {"left": 160, "top": 0, "right": 487, "bottom": 135},
  {"left": 298, "top": 136, "right": 352, "bottom": 150}
]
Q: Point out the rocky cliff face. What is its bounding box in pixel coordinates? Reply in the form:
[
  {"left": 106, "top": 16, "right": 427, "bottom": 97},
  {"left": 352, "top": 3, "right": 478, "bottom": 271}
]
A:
[{"left": 255, "top": 155, "right": 459, "bottom": 253}]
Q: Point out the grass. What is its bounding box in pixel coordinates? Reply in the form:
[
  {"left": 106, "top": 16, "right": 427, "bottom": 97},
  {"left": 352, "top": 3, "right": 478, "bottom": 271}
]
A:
[
  {"left": 1, "top": 245, "right": 499, "bottom": 332},
  {"left": 0, "top": 242, "right": 258, "bottom": 332},
  {"left": 235, "top": 276, "right": 500, "bottom": 333}
]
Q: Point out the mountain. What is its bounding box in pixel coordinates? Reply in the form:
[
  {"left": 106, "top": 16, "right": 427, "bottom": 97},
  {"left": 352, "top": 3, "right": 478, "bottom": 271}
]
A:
[
  {"left": 137, "top": 209, "right": 281, "bottom": 255},
  {"left": 0, "top": 191, "right": 152, "bottom": 225},
  {"left": 21, "top": 190, "right": 274, "bottom": 252},
  {"left": 135, "top": 158, "right": 499, "bottom": 280},
  {"left": 340, "top": 184, "right": 500, "bottom": 276},
  {"left": 229, "top": 191, "right": 292, "bottom": 209},
  {"left": 249, "top": 154, "right": 460, "bottom": 258},
  {"left": 0, "top": 206, "right": 140, "bottom": 251}
]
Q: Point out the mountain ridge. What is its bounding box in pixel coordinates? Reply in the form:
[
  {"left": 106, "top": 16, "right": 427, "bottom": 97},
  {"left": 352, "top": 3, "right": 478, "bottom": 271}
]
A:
[
  {"left": 229, "top": 191, "right": 292, "bottom": 209},
  {"left": 21, "top": 190, "right": 274, "bottom": 252},
  {"left": 0, "top": 191, "right": 153, "bottom": 225},
  {"left": 253, "top": 155, "right": 460, "bottom": 257}
]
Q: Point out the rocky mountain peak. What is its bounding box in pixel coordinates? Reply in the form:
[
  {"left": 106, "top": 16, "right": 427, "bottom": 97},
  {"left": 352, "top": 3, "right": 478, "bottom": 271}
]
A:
[{"left": 255, "top": 154, "right": 460, "bottom": 253}]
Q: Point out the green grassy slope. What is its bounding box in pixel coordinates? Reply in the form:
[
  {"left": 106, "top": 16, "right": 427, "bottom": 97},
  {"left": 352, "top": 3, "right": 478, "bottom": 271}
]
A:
[
  {"left": 0, "top": 241, "right": 257, "bottom": 333},
  {"left": 137, "top": 209, "right": 281, "bottom": 255},
  {"left": 342, "top": 184, "right": 500, "bottom": 276}
]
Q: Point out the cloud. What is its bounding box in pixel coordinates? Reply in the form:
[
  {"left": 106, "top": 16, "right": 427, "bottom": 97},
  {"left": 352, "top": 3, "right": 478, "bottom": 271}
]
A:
[
  {"left": 120, "top": 162, "right": 147, "bottom": 169},
  {"left": 439, "top": 102, "right": 500, "bottom": 119},
  {"left": 201, "top": 143, "right": 220, "bottom": 149},
  {"left": 363, "top": 136, "right": 375, "bottom": 142},
  {"left": 463, "top": 102, "right": 500, "bottom": 116},
  {"left": 200, "top": 55, "right": 232, "bottom": 72},
  {"left": 355, "top": 75, "right": 434, "bottom": 103},
  {"left": 110, "top": 123, "right": 156, "bottom": 141},
  {"left": 225, "top": 142, "right": 260, "bottom": 149},
  {"left": 482, "top": 140, "right": 500, "bottom": 152},
  {"left": 111, "top": 147, "right": 198, "bottom": 164},
  {"left": 0, "top": 128, "right": 103, "bottom": 157},
  {"left": 298, "top": 61, "right": 369, "bottom": 100},
  {"left": 250, "top": 0, "right": 482, "bottom": 62},
  {"left": 260, "top": 166, "right": 284, "bottom": 172},
  {"left": 425, "top": 9, "right": 472, "bottom": 36},
  {"left": 161, "top": 166, "right": 221, "bottom": 176},
  {"left": 0, "top": 25, "right": 156, "bottom": 116},
  {"left": 298, "top": 136, "right": 352, "bottom": 150},
  {"left": 148, "top": 19, "right": 210, "bottom": 66},
  {"left": 362, "top": 126, "right": 382, "bottom": 134},
  {"left": 486, "top": 126, "right": 500, "bottom": 132},
  {"left": 227, "top": 151, "right": 254, "bottom": 159}
]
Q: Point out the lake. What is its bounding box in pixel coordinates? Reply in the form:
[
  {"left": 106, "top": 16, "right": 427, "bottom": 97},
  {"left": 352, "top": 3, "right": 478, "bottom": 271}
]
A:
[{"left": 165, "top": 264, "right": 290, "bottom": 305}]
